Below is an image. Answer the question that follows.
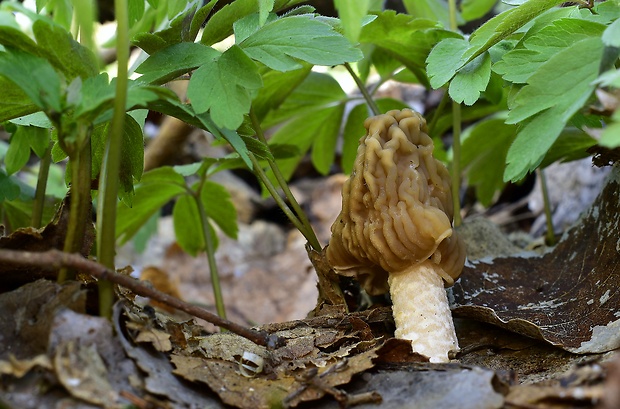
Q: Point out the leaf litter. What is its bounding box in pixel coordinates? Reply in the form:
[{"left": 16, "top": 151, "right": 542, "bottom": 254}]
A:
[{"left": 1, "top": 169, "right": 620, "bottom": 408}]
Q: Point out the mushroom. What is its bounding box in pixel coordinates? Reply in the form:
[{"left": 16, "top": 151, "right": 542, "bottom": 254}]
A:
[{"left": 326, "top": 109, "right": 466, "bottom": 363}]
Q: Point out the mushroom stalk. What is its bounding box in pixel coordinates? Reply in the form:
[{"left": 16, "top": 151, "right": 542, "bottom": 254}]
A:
[{"left": 388, "top": 261, "right": 459, "bottom": 363}]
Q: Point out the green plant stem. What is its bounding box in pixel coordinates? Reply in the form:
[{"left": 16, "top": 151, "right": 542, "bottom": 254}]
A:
[
  {"left": 447, "top": 0, "right": 462, "bottom": 228},
  {"left": 537, "top": 168, "right": 556, "bottom": 245},
  {"left": 427, "top": 90, "right": 449, "bottom": 137},
  {"left": 58, "top": 139, "right": 92, "bottom": 283},
  {"left": 193, "top": 188, "right": 227, "bottom": 319},
  {"left": 31, "top": 142, "right": 52, "bottom": 228},
  {"left": 344, "top": 63, "right": 380, "bottom": 116},
  {"left": 249, "top": 109, "right": 321, "bottom": 251},
  {"left": 248, "top": 153, "right": 318, "bottom": 248},
  {"left": 451, "top": 100, "right": 462, "bottom": 227},
  {"left": 96, "top": 0, "right": 130, "bottom": 319}
]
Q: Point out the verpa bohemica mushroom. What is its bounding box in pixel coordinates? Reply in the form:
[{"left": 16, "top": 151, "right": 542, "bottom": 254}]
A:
[{"left": 326, "top": 109, "right": 466, "bottom": 363}]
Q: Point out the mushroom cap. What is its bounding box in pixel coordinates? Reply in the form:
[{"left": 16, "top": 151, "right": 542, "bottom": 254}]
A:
[{"left": 326, "top": 109, "right": 466, "bottom": 295}]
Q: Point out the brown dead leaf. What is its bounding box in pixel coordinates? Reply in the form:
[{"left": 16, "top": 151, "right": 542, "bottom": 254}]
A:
[
  {"left": 0, "top": 354, "right": 52, "bottom": 378},
  {"left": 452, "top": 169, "right": 620, "bottom": 353},
  {"left": 53, "top": 341, "right": 118, "bottom": 406}
]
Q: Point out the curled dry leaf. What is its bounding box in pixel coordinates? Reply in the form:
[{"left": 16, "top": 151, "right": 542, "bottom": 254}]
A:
[{"left": 452, "top": 168, "right": 620, "bottom": 353}]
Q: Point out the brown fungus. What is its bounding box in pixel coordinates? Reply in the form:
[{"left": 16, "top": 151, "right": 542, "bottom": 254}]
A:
[{"left": 327, "top": 109, "right": 466, "bottom": 362}]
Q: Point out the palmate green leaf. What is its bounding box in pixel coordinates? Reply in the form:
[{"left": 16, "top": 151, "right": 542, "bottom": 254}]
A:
[
  {"left": 5, "top": 127, "right": 31, "bottom": 175},
  {"left": 506, "top": 38, "right": 603, "bottom": 124},
  {"left": 91, "top": 115, "right": 144, "bottom": 201},
  {"left": 464, "top": 0, "right": 566, "bottom": 65},
  {"left": 174, "top": 195, "right": 212, "bottom": 256},
  {"left": 539, "top": 128, "right": 596, "bottom": 167},
  {"left": 0, "top": 25, "right": 40, "bottom": 55},
  {"left": 403, "top": 0, "right": 452, "bottom": 28},
  {"left": 238, "top": 15, "right": 363, "bottom": 72},
  {"left": 461, "top": 0, "right": 497, "bottom": 22},
  {"left": 0, "top": 77, "right": 39, "bottom": 123},
  {"left": 448, "top": 52, "right": 492, "bottom": 106},
  {"left": 494, "top": 18, "right": 606, "bottom": 83},
  {"left": 136, "top": 42, "right": 220, "bottom": 85},
  {"left": 359, "top": 11, "right": 459, "bottom": 85},
  {"left": 0, "top": 169, "right": 21, "bottom": 201},
  {"left": 252, "top": 66, "right": 312, "bottom": 121},
  {"left": 268, "top": 104, "right": 344, "bottom": 179},
  {"left": 116, "top": 166, "right": 187, "bottom": 244},
  {"left": 188, "top": 45, "right": 262, "bottom": 130},
  {"left": 603, "top": 18, "right": 620, "bottom": 47},
  {"left": 200, "top": 0, "right": 307, "bottom": 45},
  {"left": 461, "top": 116, "right": 516, "bottom": 206},
  {"left": 201, "top": 180, "right": 238, "bottom": 239},
  {"left": 0, "top": 49, "right": 62, "bottom": 112},
  {"left": 128, "top": 0, "right": 146, "bottom": 25},
  {"left": 426, "top": 37, "right": 468, "bottom": 89},
  {"left": 259, "top": 0, "right": 275, "bottom": 26},
  {"left": 262, "top": 71, "right": 347, "bottom": 128},
  {"left": 32, "top": 19, "right": 98, "bottom": 80},
  {"left": 334, "top": 0, "right": 371, "bottom": 43},
  {"left": 504, "top": 37, "right": 603, "bottom": 181}
]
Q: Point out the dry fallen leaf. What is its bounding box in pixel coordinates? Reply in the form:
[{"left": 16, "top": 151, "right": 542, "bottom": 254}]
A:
[{"left": 452, "top": 168, "right": 620, "bottom": 353}]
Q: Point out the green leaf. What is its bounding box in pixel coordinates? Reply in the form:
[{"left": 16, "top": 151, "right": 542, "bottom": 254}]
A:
[
  {"left": 136, "top": 42, "right": 220, "bottom": 85},
  {"left": 190, "top": 0, "right": 218, "bottom": 41},
  {"left": 0, "top": 169, "right": 21, "bottom": 202},
  {"left": 0, "top": 25, "right": 40, "bottom": 55},
  {"left": 0, "top": 49, "right": 62, "bottom": 112},
  {"left": 461, "top": 0, "right": 497, "bottom": 22},
  {"left": 116, "top": 166, "right": 187, "bottom": 244},
  {"left": 603, "top": 18, "right": 620, "bottom": 47},
  {"left": 269, "top": 104, "right": 344, "bottom": 179},
  {"left": 173, "top": 194, "right": 205, "bottom": 256},
  {"left": 9, "top": 112, "right": 52, "bottom": 128},
  {"left": 335, "top": 0, "right": 370, "bottom": 43},
  {"left": 5, "top": 128, "right": 31, "bottom": 175},
  {"left": 132, "top": 0, "right": 201, "bottom": 54},
  {"left": 116, "top": 183, "right": 185, "bottom": 244},
  {"left": 197, "top": 113, "right": 253, "bottom": 169},
  {"left": 539, "top": 128, "right": 596, "bottom": 167},
  {"left": 448, "top": 51, "right": 491, "bottom": 105},
  {"left": 506, "top": 37, "right": 603, "bottom": 124},
  {"left": 494, "top": 18, "right": 607, "bottom": 83},
  {"left": 200, "top": 0, "right": 260, "bottom": 45},
  {"left": 403, "top": 0, "right": 451, "bottom": 28},
  {"left": 0, "top": 78, "right": 39, "bottom": 123},
  {"left": 503, "top": 37, "right": 603, "bottom": 181},
  {"left": 426, "top": 37, "right": 468, "bottom": 89},
  {"left": 188, "top": 45, "right": 262, "bottom": 129},
  {"left": 239, "top": 15, "right": 362, "bottom": 72},
  {"left": 128, "top": 0, "right": 146, "bottom": 25},
  {"left": 461, "top": 0, "right": 566, "bottom": 73},
  {"left": 201, "top": 180, "right": 238, "bottom": 239},
  {"left": 504, "top": 110, "right": 565, "bottom": 181},
  {"left": 262, "top": 71, "right": 346, "bottom": 127},
  {"left": 360, "top": 11, "right": 459, "bottom": 84},
  {"left": 252, "top": 66, "right": 312, "bottom": 121},
  {"left": 259, "top": 0, "right": 275, "bottom": 26},
  {"left": 32, "top": 19, "right": 99, "bottom": 80},
  {"left": 461, "top": 116, "right": 516, "bottom": 206},
  {"left": 600, "top": 122, "right": 620, "bottom": 148}
]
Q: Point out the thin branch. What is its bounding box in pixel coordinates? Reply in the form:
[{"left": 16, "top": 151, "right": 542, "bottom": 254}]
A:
[{"left": 0, "top": 249, "right": 284, "bottom": 349}]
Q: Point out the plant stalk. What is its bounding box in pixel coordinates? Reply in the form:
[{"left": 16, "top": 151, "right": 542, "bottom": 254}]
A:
[
  {"left": 96, "top": 0, "right": 130, "bottom": 318},
  {"left": 450, "top": 100, "right": 462, "bottom": 227},
  {"left": 58, "top": 138, "right": 92, "bottom": 283},
  {"left": 448, "top": 0, "right": 462, "bottom": 228},
  {"left": 537, "top": 168, "right": 556, "bottom": 245},
  {"left": 249, "top": 109, "right": 321, "bottom": 251},
  {"left": 31, "top": 142, "right": 52, "bottom": 228},
  {"left": 194, "top": 188, "right": 227, "bottom": 319},
  {"left": 344, "top": 63, "right": 380, "bottom": 116}
]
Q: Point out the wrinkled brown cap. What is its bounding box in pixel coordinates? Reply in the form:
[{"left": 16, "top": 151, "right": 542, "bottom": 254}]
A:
[{"left": 326, "top": 109, "right": 466, "bottom": 295}]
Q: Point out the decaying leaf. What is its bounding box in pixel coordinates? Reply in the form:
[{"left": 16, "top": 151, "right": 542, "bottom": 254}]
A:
[
  {"left": 0, "top": 354, "right": 52, "bottom": 377},
  {"left": 53, "top": 341, "right": 118, "bottom": 406},
  {"left": 0, "top": 279, "right": 86, "bottom": 360},
  {"left": 452, "top": 168, "right": 620, "bottom": 353}
]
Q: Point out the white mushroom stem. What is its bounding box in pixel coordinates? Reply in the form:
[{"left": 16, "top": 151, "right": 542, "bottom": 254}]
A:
[{"left": 387, "top": 260, "right": 459, "bottom": 363}]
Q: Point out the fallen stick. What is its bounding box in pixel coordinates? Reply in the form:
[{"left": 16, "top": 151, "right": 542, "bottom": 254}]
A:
[{"left": 0, "top": 248, "right": 284, "bottom": 349}]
